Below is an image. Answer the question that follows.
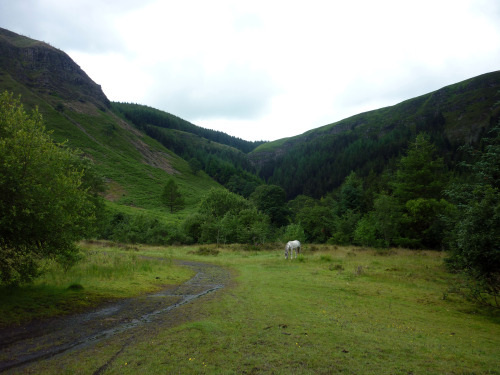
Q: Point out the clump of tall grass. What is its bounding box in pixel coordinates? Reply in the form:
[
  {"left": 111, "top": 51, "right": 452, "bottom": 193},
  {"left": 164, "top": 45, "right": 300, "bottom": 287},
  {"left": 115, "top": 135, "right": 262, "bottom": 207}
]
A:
[{"left": 37, "top": 247, "right": 179, "bottom": 295}]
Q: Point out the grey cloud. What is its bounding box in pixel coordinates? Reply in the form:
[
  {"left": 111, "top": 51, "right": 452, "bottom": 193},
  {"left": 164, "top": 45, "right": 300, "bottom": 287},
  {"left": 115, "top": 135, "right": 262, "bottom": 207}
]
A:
[{"left": 0, "top": 0, "right": 154, "bottom": 53}]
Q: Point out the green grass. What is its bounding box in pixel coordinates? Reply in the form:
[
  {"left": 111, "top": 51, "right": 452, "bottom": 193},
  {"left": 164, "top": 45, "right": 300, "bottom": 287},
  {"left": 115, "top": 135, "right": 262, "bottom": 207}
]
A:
[
  {"left": 20, "top": 244, "right": 500, "bottom": 374},
  {"left": 0, "top": 242, "right": 194, "bottom": 327}
]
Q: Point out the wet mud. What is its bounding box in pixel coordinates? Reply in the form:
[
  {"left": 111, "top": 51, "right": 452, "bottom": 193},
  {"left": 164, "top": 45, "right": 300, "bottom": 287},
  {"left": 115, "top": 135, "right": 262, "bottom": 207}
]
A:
[{"left": 0, "top": 260, "right": 230, "bottom": 373}]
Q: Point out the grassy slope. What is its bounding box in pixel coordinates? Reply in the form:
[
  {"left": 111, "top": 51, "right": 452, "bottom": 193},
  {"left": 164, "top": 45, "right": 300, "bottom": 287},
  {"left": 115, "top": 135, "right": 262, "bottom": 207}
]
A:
[
  {"left": 0, "top": 70, "right": 220, "bottom": 222},
  {"left": 22, "top": 244, "right": 500, "bottom": 375}
]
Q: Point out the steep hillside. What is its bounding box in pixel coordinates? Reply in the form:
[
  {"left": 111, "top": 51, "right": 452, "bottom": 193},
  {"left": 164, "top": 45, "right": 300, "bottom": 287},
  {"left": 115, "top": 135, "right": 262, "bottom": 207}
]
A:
[
  {"left": 250, "top": 70, "right": 500, "bottom": 198},
  {"left": 0, "top": 28, "right": 220, "bottom": 217},
  {"left": 113, "top": 103, "right": 263, "bottom": 197}
]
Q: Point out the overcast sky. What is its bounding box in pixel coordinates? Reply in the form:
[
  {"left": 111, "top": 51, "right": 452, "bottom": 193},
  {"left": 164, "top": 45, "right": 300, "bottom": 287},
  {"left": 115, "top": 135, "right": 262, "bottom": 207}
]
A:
[{"left": 1, "top": 0, "right": 499, "bottom": 141}]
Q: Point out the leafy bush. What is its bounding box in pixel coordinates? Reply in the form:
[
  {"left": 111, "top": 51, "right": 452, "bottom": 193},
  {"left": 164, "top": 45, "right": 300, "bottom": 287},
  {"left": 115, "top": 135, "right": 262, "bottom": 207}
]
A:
[
  {"left": 282, "top": 223, "right": 305, "bottom": 243},
  {"left": 98, "top": 211, "right": 175, "bottom": 245}
]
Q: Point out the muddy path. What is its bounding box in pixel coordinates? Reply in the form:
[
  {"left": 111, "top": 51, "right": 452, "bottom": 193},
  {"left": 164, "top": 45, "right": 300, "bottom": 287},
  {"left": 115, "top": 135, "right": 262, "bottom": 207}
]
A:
[{"left": 0, "top": 260, "right": 230, "bottom": 373}]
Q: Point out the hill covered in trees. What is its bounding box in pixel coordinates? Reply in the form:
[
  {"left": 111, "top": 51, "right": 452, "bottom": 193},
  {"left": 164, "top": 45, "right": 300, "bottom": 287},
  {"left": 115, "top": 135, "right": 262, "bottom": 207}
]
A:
[{"left": 250, "top": 70, "right": 500, "bottom": 199}]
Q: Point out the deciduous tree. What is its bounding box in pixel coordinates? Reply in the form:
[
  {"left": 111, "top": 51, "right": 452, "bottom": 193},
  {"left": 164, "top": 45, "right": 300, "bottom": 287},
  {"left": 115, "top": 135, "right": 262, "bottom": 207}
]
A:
[
  {"left": 0, "top": 92, "right": 102, "bottom": 285},
  {"left": 250, "top": 185, "right": 289, "bottom": 228}
]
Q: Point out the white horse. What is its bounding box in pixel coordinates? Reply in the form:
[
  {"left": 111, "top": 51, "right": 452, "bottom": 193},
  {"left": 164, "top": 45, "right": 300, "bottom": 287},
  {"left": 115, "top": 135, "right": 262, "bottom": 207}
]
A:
[{"left": 285, "top": 240, "right": 301, "bottom": 259}]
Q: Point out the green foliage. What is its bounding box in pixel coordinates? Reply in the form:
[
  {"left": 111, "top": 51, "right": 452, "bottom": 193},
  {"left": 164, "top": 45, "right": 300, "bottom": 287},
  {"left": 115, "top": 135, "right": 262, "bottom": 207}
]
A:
[
  {"left": 282, "top": 223, "right": 306, "bottom": 243},
  {"left": 353, "top": 213, "right": 382, "bottom": 248},
  {"left": 392, "top": 133, "right": 447, "bottom": 201},
  {"left": 295, "top": 204, "right": 334, "bottom": 243},
  {"left": 445, "top": 127, "right": 500, "bottom": 307},
  {"left": 338, "top": 171, "right": 365, "bottom": 213},
  {"left": 97, "top": 208, "right": 183, "bottom": 246},
  {"left": 370, "top": 193, "right": 402, "bottom": 246},
  {"left": 0, "top": 92, "right": 103, "bottom": 285},
  {"left": 286, "top": 194, "right": 317, "bottom": 221},
  {"left": 181, "top": 213, "right": 205, "bottom": 244},
  {"left": 188, "top": 158, "right": 202, "bottom": 175},
  {"left": 361, "top": 134, "right": 452, "bottom": 249},
  {"left": 403, "top": 198, "right": 453, "bottom": 249},
  {"left": 199, "top": 188, "right": 251, "bottom": 219},
  {"left": 250, "top": 184, "right": 289, "bottom": 228},
  {"left": 329, "top": 209, "right": 362, "bottom": 245},
  {"left": 161, "top": 179, "right": 185, "bottom": 213},
  {"left": 183, "top": 188, "right": 272, "bottom": 245},
  {"left": 235, "top": 208, "right": 271, "bottom": 244},
  {"left": 256, "top": 108, "right": 452, "bottom": 199},
  {"left": 225, "top": 174, "right": 261, "bottom": 198}
]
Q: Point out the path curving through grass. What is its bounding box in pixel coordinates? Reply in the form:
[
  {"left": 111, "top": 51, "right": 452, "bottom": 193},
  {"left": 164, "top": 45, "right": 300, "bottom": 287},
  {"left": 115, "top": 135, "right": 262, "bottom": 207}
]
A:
[{"left": 0, "top": 260, "right": 230, "bottom": 373}]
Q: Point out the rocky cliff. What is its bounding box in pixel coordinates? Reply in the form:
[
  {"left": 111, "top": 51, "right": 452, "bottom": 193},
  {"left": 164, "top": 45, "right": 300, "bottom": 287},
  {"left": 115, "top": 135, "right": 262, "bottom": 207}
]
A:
[{"left": 0, "top": 27, "right": 110, "bottom": 110}]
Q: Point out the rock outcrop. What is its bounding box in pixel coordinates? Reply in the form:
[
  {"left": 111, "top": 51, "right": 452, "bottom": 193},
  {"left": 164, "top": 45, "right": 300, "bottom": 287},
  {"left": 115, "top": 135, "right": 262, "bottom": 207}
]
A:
[{"left": 0, "top": 27, "right": 110, "bottom": 110}]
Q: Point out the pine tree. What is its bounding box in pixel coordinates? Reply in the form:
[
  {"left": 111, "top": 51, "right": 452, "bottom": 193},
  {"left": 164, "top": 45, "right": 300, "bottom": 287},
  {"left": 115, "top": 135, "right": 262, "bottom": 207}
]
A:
[{"left": 161, "top": 179, "right": 185, "bottom": 213}]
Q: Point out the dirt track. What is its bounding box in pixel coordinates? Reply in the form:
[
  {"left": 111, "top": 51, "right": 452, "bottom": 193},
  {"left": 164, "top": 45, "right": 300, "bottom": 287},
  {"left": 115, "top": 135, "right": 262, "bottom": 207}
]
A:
[{"left": 0, "top": 260, "right": 230, "bottom": 373}]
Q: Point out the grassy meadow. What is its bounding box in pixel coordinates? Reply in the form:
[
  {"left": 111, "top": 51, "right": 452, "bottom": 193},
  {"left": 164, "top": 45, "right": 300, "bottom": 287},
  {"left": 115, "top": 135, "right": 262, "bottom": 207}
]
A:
[{"left": 6, "top": 243, "right": 499, "bottom": 374}]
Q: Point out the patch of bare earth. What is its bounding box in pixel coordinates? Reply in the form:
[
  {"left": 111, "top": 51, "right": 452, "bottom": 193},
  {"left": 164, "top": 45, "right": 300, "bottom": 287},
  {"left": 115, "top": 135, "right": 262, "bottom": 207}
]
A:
[{"left": 130, "top": 138, "right": 179, "bottom": 175}]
